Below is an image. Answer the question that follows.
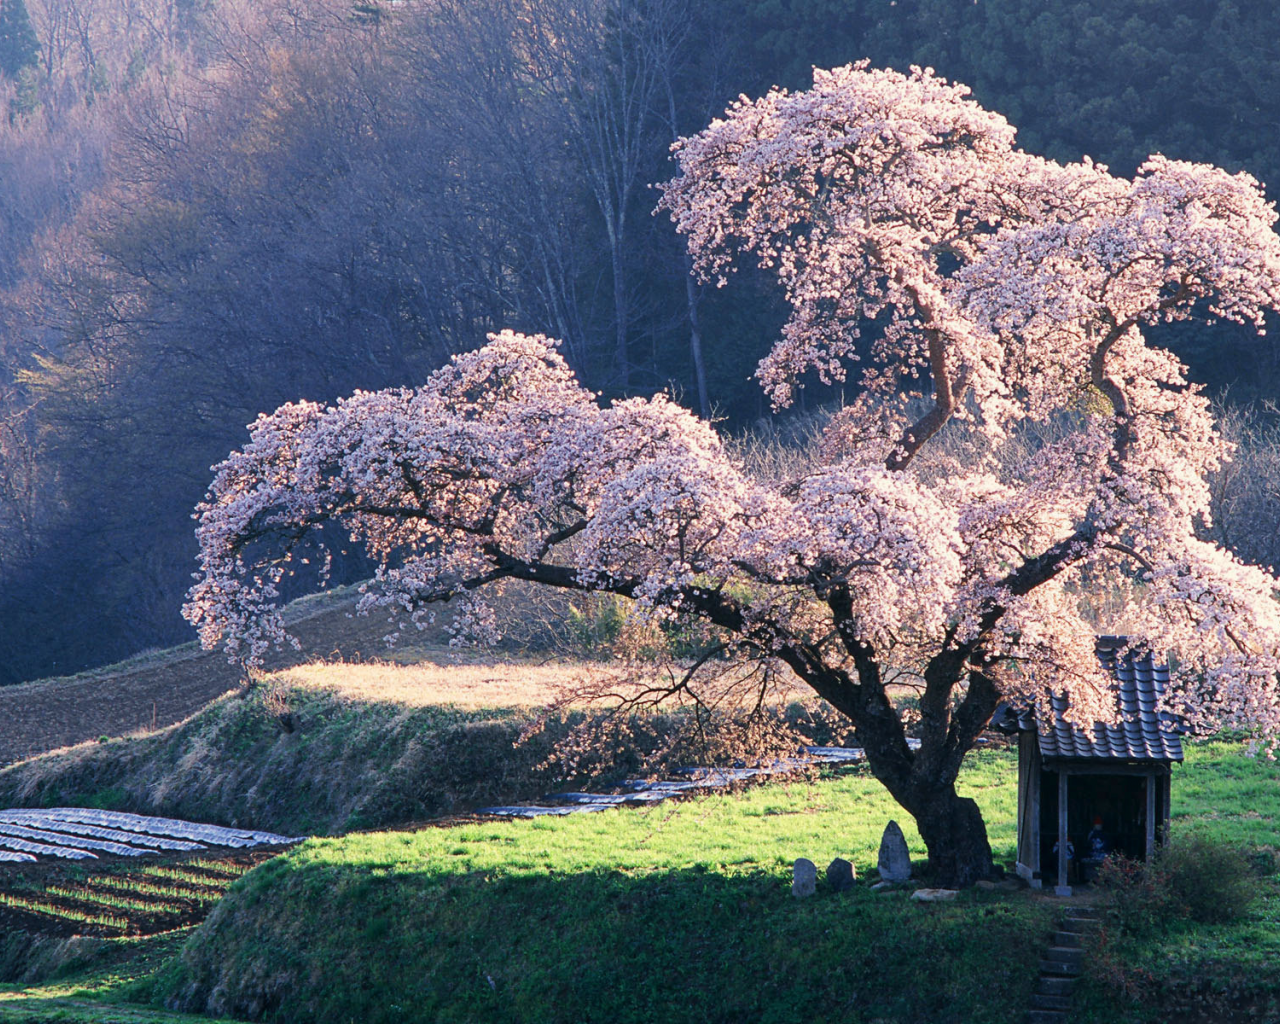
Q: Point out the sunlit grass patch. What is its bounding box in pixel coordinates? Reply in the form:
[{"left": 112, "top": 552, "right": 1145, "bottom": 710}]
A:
[
  {"left": 264, "top": 659, "right": 619, "bottom": 711},
  {"left": 158, "top": 751, "right": 1043, "bottom": 1024},
  {"left": 0, "top": 892, "right": 129, "bottom": 933}
]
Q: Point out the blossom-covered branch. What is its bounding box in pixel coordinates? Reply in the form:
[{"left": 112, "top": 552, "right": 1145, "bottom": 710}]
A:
[{"left": 187, "top": 65, "right": 1280, "bottom": 884}]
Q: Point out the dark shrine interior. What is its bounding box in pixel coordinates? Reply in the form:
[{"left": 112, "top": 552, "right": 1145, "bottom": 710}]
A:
[{"left": 1039, "top": 771, "right": 1151, "bottom": 885}]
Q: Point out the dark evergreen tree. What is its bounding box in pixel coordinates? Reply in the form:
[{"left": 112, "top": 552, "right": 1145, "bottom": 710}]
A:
[{"left": 0, "top": 0, "right": 39, "bottom": 80}]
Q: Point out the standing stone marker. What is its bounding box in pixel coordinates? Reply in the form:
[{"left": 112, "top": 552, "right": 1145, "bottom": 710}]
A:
[
  {"left": 792, "top": 858, "right": 817, "bottom": 898},
  {"left": 877, "top": 820, "right": 913, "bottom": 882},
  {"left": 826, "top": 857, "right": 856, "bottom": 892}
]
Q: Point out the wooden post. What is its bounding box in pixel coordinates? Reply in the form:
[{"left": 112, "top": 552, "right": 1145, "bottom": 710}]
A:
[
  {"left": 1145, "top": 773, "right": 1157, "bottom": 862},
  {"left": 1160, "top": 774, "right": 1173, "bottom": 846},
  {"left": 1016, "top": 735, "right": 1041, "bottom": 885},
  {"left": 1056, "top": 771, "right": 1071, "bottom": 896}
]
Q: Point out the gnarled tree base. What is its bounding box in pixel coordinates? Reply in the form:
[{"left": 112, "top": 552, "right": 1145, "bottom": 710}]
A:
[{"left": 913, "top": 789, "right": 996, "bottom": 888}]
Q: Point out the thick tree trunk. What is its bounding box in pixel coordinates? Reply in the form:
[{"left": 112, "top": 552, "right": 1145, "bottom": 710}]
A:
[
  {"left": 910, "top": 787, "right": 996, "bottom": 888},
  {"left": 773, "top": 635, "right": 999, "bottom": 888},
  {"left": 816, "top": 671, "right": 996, "bottom": 887}
]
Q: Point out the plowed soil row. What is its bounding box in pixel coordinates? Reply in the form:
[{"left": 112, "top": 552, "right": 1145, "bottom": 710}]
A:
[{"left": 0, "top": 849, "right": 284, "bottom": 938}]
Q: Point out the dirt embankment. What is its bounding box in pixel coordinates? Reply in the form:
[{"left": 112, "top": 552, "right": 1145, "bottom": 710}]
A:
[
  {"left": 0, "top": 683, "right": 573, "bottom": 837},
  {"left": 0, "top": 592, "right": 421, "bottom": 767}
]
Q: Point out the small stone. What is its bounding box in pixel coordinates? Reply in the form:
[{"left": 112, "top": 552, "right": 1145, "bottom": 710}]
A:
[
  {"left": 792, "top": 858, "right": 817, "bottom": 898},
  {"left": 911, "top": 888, "right": 959, "bottom": 902},
  {"left": 826, "top": 857, "right": 856, "bottom": 892},
  {"left": 870, "top": 880, "right": 897, "bottom": 892},
  {"left": 974, "top": 879, "right": 997, "bottom": 891},
  {"left": 877, "top": 820, "right": 913, "bottom": 882}
]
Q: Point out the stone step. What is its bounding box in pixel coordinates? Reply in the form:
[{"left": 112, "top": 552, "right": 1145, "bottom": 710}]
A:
[
  {"left": 1052, "top": 930, "right": 1082, "bottom": 947},
  {"left": 1037, "top": 974, "right": 1077, "bottom": 997},
  {"left": 1030, "top": 993, "right": 1073, "bottom": 1012},
  {"left": 1061, "top": 915, "right": 1099, "bottom": 932},
  {"left": 1040, "top": 958, "right": 1081, "bottom": 977},
  {"left": 1026, "top": 1011, "right": 1067, "bottom": 1024},
  {"left": 1045, "top": 945, "right": 1084, "bottom": 963}
]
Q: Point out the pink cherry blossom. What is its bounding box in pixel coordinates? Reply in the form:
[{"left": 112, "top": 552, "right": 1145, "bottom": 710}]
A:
[{"left": 186, "top": 66, "right": 1280, "bottom": 885}]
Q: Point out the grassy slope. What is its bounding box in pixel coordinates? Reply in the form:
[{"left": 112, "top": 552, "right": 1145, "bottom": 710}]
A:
[
  {"left": 157, "top": 749, "right": 1049, "bottom": 1024},
  {"left": 149, "top": 743, "right": 1280, "bottom": 1024},
  {"left": 0, "top": 743, "right": 1273, "bottom": 1022},
  {"left": 0, "top": 671, "right": 600, "bottom": 836}
]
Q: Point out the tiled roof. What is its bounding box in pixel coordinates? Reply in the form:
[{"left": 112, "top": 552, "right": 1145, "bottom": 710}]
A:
[{"left": 992, "top": 636, "right": 1184, "bottom": 763}]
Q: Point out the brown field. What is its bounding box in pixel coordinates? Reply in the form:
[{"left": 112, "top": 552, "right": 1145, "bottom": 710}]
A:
[
  {"left": 0, "top": 589, "right": 486, "bottom": 767},
  {"left": 0, "top": 582, "right": 822, "bottom": 771},
  {"left": 268, "top": 660, "right": 622, "bottom": 709}
]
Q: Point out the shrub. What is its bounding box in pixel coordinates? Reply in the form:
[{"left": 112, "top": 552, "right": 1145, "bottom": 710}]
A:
[
  {"left": 566, "top": 594, "right": 628, "bottom": 656},
  {"left": 1159, "top": 832, "right": 1256, "bottom": 925},
  {"left": 1094, "top": 854, "right": 1173, "bottom": 937},
  {"left": 1095, "top": 832, "right": 1257, "bottom": 935}
]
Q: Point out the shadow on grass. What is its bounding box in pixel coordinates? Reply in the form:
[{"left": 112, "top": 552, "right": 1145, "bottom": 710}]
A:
[
  {"left": 161, "top": 859, "right": 1055, "bottom": 1024},
  {"left": 0, "top": 995, "right": 219, "bottom": 1023}
]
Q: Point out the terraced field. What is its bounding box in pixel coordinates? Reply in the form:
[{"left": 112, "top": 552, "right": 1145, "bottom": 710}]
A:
[
  {"left": 0, "top": 852, "right": 276, "bottom": 937},
  {"left": 0, "top": 583, "right": 595, "bottom": 769},
  {"left": 0, "top": 587, "right": 441, "bottom": 767}
]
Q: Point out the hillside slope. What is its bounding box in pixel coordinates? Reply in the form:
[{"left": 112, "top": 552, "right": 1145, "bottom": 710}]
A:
[
  {"left": 0, "top": 662, "right": 626, "bottom": 836},
  {"left": 0, "top": 587, "right": 501, "bottom": 768}
]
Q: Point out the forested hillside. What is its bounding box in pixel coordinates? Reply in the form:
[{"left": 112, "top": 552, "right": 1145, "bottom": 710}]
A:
[{"left": 2, "top": 0, "right": 1279, "bottom": 683}]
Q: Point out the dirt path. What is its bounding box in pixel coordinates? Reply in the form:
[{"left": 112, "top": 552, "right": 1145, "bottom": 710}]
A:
[{"left": 0, "top": 595, "right": 409, "bottom": 767}]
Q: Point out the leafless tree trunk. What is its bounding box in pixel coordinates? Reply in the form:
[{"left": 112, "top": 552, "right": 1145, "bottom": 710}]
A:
[{"left": 523, "top": 0, "right": 670, "bottom": 392}]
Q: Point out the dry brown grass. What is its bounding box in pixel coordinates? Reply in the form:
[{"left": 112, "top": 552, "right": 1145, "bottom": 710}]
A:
[
  {"left": 265, "top": 659, "right": 625, "bottom": 710},
  {"left": 265, "top": 657, "right": 827, "bottom": 712}
]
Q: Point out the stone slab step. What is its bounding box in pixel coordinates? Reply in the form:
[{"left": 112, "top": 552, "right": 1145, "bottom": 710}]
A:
[
  {"left": 1036, "top": 976, "right": 1076, "bottom": 997},
  {"left": 1046, "top": 945, "right": 1083, "bottom": 963},
  {"left": 1052, "top": 930, "right": 1082, "bottom": 947},
  {"left": 1027, "top": 1011, "right": 1067, "bottom": 1024},
  {"left": 1030, "top": 993, "right": 1072, "bottom": 1012},
  {"left": 1040, "top": 958, "right": 1081, "bottom": 977}
]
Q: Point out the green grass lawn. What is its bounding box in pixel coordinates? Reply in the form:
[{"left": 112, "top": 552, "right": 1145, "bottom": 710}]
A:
[
  {"left": 1, "top": 742, "right": 1275, "bottom": 1024},
  {"left": 150, "top": 748, "right": 1054, "bottom": 1024},
  {"left": 0, "top": 932, "right": 218, "bottom": 1023}
]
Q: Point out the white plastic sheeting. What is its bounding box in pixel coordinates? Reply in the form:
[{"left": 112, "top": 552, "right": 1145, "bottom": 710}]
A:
[
  {"left": 479, "top": 742, "right": 921, "bottom": 819},
  {"left": 0, "top": 808, "right": 303, "bottom": 863}
]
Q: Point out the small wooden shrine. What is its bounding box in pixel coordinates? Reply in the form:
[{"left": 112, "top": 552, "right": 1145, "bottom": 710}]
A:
[{"left": 992, "top": 636, "right": 1185, "bottom": 896}]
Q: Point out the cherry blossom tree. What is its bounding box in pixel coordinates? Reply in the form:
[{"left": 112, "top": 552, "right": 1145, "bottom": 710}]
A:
[{"left": 184, "top": 63, "right": 1280, "bottom": 886}]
